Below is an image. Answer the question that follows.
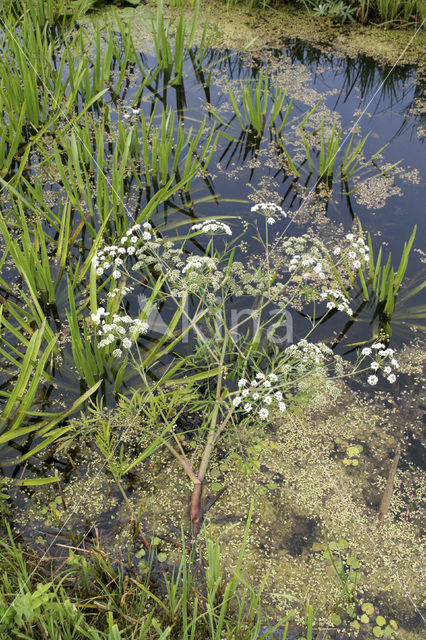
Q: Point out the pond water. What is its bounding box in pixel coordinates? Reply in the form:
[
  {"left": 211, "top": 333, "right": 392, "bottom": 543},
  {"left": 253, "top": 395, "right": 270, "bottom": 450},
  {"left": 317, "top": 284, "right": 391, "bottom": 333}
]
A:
[
  {"left": 76, "top": 23, "right": 426, "bottom": 352},
  {"left": 0, "top": 6, "right": 425, "bottom": 637},
  {"left": 3, "top": 15, "right": 424, "bottom": 401}
]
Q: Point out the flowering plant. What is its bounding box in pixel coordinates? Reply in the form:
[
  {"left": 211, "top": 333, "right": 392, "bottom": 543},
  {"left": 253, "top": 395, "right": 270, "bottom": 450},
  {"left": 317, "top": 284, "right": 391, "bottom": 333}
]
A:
[{"left": 84, "top": 203, "right": 405, "bottom": 537}]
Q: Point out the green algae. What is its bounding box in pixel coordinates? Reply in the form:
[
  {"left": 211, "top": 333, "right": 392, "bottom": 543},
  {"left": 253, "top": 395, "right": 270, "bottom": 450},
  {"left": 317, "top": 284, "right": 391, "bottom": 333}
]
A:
[{"left": 84, "top": 2, "right": 426, "bottom": 70}]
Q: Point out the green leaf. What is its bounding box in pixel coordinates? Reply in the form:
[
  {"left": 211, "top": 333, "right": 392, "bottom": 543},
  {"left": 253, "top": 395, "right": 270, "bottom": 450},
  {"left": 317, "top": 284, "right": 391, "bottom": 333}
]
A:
[
  {"left": 330, "top": 613, "right": 341, "bottom": 626},
  {"left": 13, "top": 476, "right": 60, "bottom": 488},
  {"left": 362, "top": 602, "right": 375, "bottom": 616}
]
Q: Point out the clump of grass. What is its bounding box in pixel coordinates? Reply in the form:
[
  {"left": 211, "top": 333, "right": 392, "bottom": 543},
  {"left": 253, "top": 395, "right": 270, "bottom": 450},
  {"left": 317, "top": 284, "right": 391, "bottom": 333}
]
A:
[
  {"left": 0, "top": 512, "right": 298, "bottom": 639},
  {"left": 223, "top": 0, "right": 424, "bottom": 26},
  {"left": 208, "top": 70, "right": 292, "bottom": 138}
]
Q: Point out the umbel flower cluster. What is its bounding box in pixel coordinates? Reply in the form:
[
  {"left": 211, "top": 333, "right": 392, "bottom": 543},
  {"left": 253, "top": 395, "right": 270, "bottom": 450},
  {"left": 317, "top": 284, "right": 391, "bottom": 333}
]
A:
[
  {"left": 91, "top": 216, "right": 289, "bottom": 325},
  {"left": 284, "top": 339, "right": 344, "bottom": 375},
  {"left": 281, "top": 229, "right": 367, "bottom": 286},
  {"left": 133, "top": 236, "right": 224, "bottom": 299},
  {"left": 191, "top": 219, "right": 232, "bottom": 236},
  {"left": 232, "top": 373, "right": 287, "bottom": 421},
  {"left": 124, "top": 221, "right": 279, "bottom": 301},
  {"left": 361, "top": 343, "right": 399, "bottom": 385},
  {"left": 91, "top": 308, "right": 149, "bottom": 358},
  {"left": 251, "top": 202, "right": 288, "bottom": 225},
  {"left": 343, "top": 232, "right": 369, "bottom": 271},
  {"left": 92, "top": 223, "right": 152, "bottom": 280},
  {"left": 181, "top": 256, "right": 217, "bottom": 274},
  {"left": 320, "top": 289, "right": 353, "bottom": 315}
]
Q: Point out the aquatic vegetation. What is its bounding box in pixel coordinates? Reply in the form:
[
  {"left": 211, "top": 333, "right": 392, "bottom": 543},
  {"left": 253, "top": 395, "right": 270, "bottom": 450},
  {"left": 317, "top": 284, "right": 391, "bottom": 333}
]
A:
[
  {"left": 76, "top": 213, "right": 408, "bottom": 542},
  {"left": 26, "top": 351, "right": 423, "bottom": 636},
  {"left": 0, "top": 2, "right": 424, "bottom": 639},
  {"left": 0, "top": 510, "right": 303, "bottom": 639},
  {"left": 225, "top": 0, "right": 424, "bottom": 25},
  {"left": 342, "top": 224, "right": 421, "bottom": 336}
]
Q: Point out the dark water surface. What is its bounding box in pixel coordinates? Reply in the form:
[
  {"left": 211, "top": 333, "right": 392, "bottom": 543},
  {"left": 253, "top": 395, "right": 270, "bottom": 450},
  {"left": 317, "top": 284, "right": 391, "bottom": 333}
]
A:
[
  {"left": 0, "top": 23, "right": 425, "bottom": 482},
  {"left": 110, "top": 35, "right": 425, "bottom": 346}
]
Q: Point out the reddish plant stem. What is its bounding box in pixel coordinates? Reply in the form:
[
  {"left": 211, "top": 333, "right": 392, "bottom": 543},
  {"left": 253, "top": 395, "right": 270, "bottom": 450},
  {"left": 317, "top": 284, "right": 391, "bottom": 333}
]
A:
[
  {"left": 190, "top": 406, "right": 233, "bottom": 536},
  {"left": 191, "top": 481, "right": 203, "bottom": 535}
]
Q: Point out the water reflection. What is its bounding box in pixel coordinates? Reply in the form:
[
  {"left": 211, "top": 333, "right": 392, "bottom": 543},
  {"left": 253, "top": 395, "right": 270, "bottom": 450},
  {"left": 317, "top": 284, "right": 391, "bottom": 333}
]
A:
[{"left": 0, "top": 21, "right": 424, "bottom": 443}]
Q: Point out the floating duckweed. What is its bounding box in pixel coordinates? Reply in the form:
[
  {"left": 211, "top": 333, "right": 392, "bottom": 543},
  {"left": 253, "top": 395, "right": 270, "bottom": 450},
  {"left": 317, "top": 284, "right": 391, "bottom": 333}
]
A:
[
  {"left": 346, "top": 556, "right": 360, "bottom": 569},
  {"left": 346, "top": 445, "right": 361, "bottom": 458},
  {"left": 373, "top": 625, "right": 384, "bottom": 637},
  {"left": 330, "top": 613, "right": 341, "bottom": 626},
  {"left": 361, "top": 603, "right": 375, "bottom": 615},
  {"left": 138, "top": 559, "right": 149, "bottom": 573},
  {"left": 360, "top": 613, "right": 370, "bottom": 623},
  {"left": 376, "top": 616, "right": 386, "bottom": 627}
]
